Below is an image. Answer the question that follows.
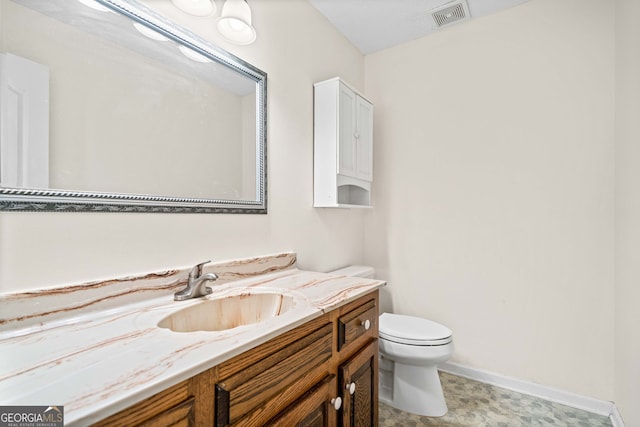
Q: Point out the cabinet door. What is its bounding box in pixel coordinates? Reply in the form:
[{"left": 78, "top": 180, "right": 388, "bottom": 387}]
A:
[
  {"left": 215, "top": 324, "right": 333, "bottom": 426},
  {"left": 337, "top": 83, "right": 373, "bottom": 183},
  {"left": 339, "top": 340, "right": 378, "bottom": 427},
  {"left": 266, "top": 375, "right": 339, "bottom": 427},
  {"left": 94, "top": 381, "right": 196, "bottom": 427},
  {"left": 139, "top": 398, "right": 196, "bottom": 427},
  {"left": 337, "top": 83, "right": 357, "bottom": 178},
  {"left": 355, "top": 96, "right": 373, "bottom": 182}
]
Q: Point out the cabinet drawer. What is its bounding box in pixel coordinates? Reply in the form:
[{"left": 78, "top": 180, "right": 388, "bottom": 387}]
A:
[
  {"left": 338, "top": 299, "right": 377, "bottom": 352},
  {"left": 216, "top": 323, "right": 333, "bottom": 426}
]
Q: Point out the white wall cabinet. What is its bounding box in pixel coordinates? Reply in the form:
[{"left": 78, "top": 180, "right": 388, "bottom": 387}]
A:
[{"left": 314, "top": 77, "right": 373, "bottom": 208}]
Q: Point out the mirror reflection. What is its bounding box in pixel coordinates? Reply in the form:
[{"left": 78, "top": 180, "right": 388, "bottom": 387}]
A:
[{"left": 0, "top": 0, "right": 267, "bottom": 213}]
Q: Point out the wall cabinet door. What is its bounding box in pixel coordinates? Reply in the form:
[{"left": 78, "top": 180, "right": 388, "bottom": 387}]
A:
[
  {"left": 354, "top": 96, "right": 373, "bottom": 182},
  {"left": 338, "top": 84, "right": 358, "bottom": 178},
  {"left": 337, "top": 83, "right": 373, "bottom": 183},
  {"left": 339, "top": 340, "right": 378, "bottom": 427}
]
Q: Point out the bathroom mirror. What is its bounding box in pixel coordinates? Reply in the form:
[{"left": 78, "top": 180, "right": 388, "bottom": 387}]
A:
[{"left": 0, "top": 0, "right": 267, "bottom": 213}]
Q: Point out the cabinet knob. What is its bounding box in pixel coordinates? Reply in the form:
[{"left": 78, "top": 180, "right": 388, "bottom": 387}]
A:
[
  {"left": 362, "top": 319, "right": 371, "bottom": 330},
  {"left": 331, "top": 397, "right": 342, "bottom": 410},
  {"left": 354, "top": 132, "right": 360, "bottom": 139},
  {"left": 346, "top": 382, "right": 356, "bottom": 395}
]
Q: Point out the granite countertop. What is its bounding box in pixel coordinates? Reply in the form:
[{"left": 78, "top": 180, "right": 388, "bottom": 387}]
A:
[{"left": 0, "top": 253, "right": 384, "bottom": 426}]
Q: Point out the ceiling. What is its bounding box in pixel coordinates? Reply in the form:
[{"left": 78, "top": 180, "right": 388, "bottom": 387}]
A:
[{"left": 307, "top": 0, "right": 530, "bottom": 54}]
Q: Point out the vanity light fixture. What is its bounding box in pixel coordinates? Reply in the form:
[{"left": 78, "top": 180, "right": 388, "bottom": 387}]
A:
[
  {"left": 171, "top": 0, "right": 216, "bottom": 17},
  {"left": 216, "top": 0, "right": 257, "bottom": 45},
  {"left": 133, "top": 23, "right": 170, "bottom": 41}
]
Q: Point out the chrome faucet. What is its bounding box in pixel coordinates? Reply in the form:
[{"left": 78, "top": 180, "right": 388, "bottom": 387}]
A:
[{"left": 174, "top": 260, "right": 218, "bottom": 301}]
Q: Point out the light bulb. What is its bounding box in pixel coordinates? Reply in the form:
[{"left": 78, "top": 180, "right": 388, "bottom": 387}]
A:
[{"left": 228, "top": 18, "right": 246, "bottom": 32}]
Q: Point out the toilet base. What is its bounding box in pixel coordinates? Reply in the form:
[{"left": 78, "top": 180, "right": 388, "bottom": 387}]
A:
[{"left": 382, "top": 362, "right": 448, "bottom": 417}]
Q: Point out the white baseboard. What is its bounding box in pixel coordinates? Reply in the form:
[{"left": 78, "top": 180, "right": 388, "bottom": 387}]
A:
[{"left": 439, "top": 362, "right": 624, "bottom": 426}]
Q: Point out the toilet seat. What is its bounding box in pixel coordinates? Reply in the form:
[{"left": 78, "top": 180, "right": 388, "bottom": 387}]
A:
[{"left": 379, "top": 313, "right": 453, "bottom": 346}]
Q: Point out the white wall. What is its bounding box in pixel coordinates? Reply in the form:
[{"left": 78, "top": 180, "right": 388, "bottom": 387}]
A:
[
  {"left": 364, "top": 0, "right": 615, "bottom": 401},
  {"left": 0, "top": 0, "right": 367, "bottom": 293},
  {"left": 614, "top": 0, "right": 640, "bottom": 424}
]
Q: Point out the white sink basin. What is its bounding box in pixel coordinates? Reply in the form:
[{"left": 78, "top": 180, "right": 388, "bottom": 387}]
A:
[{"left": 158, "top": 291, "right": 297, "bottom": 333}]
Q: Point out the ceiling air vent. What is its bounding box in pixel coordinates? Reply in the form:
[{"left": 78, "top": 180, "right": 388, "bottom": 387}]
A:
[{"left": 431, "top": 0, "right": 470, "bottom": 28}]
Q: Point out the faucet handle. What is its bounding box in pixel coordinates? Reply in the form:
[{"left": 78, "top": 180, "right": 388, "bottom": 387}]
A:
[{"left": 189, "top": 260, "right": 211, "bottom": 279}]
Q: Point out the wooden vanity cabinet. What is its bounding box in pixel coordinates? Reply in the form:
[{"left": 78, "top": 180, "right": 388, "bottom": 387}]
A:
[{"left": 95, "top": 291, "right": 379, "bottom": 427}]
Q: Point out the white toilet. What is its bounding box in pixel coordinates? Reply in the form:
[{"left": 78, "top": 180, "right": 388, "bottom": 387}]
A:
[{"left": 329, "top": 265, "right": 454, "bottom": 417}]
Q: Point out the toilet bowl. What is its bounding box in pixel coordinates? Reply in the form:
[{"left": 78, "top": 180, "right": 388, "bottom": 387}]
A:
[
  {"left": 328, "top": 265, "right": 454, "bottom": 417},
  {"left": 379, "top": 312, "right": 453, "bottom": 417}
]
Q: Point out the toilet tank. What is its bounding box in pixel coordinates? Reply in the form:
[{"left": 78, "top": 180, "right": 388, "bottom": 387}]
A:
[{"left": 328, "top": 265, "right": 375, "bottom": 278}]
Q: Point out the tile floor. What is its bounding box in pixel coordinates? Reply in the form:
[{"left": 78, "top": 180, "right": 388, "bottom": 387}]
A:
[{"left": 379, "top": 372, "right": 612, "bottom": 427}]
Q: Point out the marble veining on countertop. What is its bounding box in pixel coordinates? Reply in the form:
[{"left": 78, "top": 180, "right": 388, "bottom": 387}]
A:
[{"left": 0, "top": 253, "right": 385, "bottom": 426}]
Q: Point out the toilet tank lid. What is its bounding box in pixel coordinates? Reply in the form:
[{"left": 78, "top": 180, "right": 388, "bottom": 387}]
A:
[
  {"left": 379, "top": 313, "right": 452, "bottom": 343},
  {"left": 328, "top": 265, "right": 374, "bottom": 278}
]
